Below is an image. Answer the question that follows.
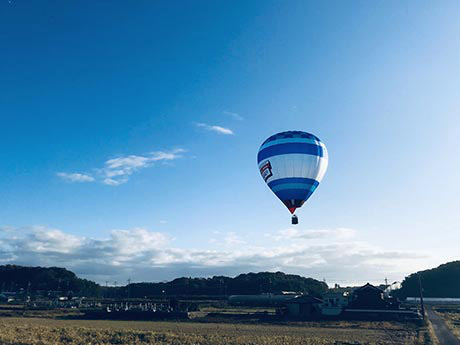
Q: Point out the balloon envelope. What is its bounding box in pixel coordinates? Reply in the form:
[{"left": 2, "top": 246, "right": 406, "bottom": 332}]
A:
[{"left": 257, "top": 131, "right": 328, "bottom": 214}]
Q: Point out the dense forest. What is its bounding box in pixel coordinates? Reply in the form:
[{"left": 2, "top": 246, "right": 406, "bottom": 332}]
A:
[
  {"left": 0, "top": 265, "right": 101, "bottom": 297},
  {"left": 394, "top": 261, "right": 460, "bottom": 298},
  {"left": 0, "top": 265, "right": 327, "bottom": 298},
  {"left": 121, "top": 272, "right": 328, "bottom": 298},
  {"left": 7, "top": 261, "right": 460, "bottom": 299}
]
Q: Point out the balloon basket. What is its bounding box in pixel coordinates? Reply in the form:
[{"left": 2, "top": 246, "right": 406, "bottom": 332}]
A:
[{"left": 291, "top": 215, "right": 298, "bottom": 225}]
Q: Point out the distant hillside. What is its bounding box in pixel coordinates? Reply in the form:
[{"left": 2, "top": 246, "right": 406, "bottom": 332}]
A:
[
  {"left": 124, "top": 272, "right": 328, "bottom": 298},
  {"left": 0, "top": 265, "right": 101, "bottom": 297},
  {"left": 0, "top": 265, "right": 327, "bottom": 298},
  {"left": 395, "top": 261, "right": 460, "bottom": 298}
]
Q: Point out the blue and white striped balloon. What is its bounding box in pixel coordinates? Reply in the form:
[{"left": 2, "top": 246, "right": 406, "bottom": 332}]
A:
[{"left": 257, "top": 131, "right": 328, "bottom": 215}]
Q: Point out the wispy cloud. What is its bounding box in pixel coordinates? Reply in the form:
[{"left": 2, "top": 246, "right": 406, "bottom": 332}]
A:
[
  {"left": 268, "top": 228, "right": 357, "bottom": 241},
  {"left": 224, "top": 232, "right": 245, "bottom": 246},
  {"left": 0, "top": 225, "right": 431, "bottom": 285},
  {"left": 223, "top": 111, "right": 244, "bottom": 121},
  {"left": 56, "top": 172, "right": 95, "bottom": 183},
  {"left": 195, "top": 123, "right": 234, "bottom": 135},
  {"left": 100, "top": 149, "right": 185, "bottom": 186},
  {"left": 102, "top": 177, "right": 128, "bottom": 186},
  {"left": 57, "top": 149, "right": 185, "bottom": 186}
]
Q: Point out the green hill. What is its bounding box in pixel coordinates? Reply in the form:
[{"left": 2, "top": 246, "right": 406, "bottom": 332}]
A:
[
  {"left": 0, "top": 265, "right": 327, "bottom": 298},
  {"left": 0, "top": 265, "right": 101, "bottom": 297},
  {"left": 125, "top": 272, "right": 328, "bottom": 298},
  {"left": 395, "top": 261, "right": 460, "bottom": 298}
]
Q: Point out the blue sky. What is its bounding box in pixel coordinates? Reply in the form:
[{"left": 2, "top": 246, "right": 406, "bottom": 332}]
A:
[{"left": 1, "top": 0, "right": 460, "bottom": 285}]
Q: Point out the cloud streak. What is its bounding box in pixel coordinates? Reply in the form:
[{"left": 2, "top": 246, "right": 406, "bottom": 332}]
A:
[
  {"left": 57, "top": 149, "right": 185, "bottom": 186},
  {"left": 223, "top": 111, "right": 244, "bottom": 121},
  {"left": 56, "top": 173, "right": 95, "bottom": 183},
  {"left": 0, "top": 225, "right": 430, "bottom": 285},
  {"left": 100, "top": 149, "right": 185, "bottom": 186},
  {"left": 195, "top": 123, "right": 234, "bottom": 135}
]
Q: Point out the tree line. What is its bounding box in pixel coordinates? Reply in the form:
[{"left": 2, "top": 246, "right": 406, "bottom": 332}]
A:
[
  {"left": 0, "top": 265, "right": 100, "bottom": 297},
  {"left": 9, "top": 261, "right": 460, "bottom": 299},
  {"left": 394, "top": 261, "right": 460, "bottom": 298},
  {"left": 117, "top": 272, "right": 328, "bottom": 298},
  {"left": 0, "top": 265, "right": 328, "bottom": 298}
]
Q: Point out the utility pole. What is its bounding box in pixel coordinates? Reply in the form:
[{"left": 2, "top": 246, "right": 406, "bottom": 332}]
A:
[
  {"left": 127, "top": 278, "right": 131, "bottom": 299},
  {"left": 23, "top": 281, "right": 31, "bottom": 316},
  {"left": 219, "top": 279, "right": 223, "bottom": 296},
  {"left": 418, "top": 273, "right": 425, "bottom": 319},
  {"left": 114, "top": 281, "right": 118, "bottom": 300}
]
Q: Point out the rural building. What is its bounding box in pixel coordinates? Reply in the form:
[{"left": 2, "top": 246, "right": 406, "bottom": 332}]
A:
[
  {"left": 343, "top": 283, "right": 418, "bottom": 320},
  {"left": 277, "top": 283, "right": 419, "bottom": 321},
  {"left": 284, "top": 295, "right": 323, "bottom": 318},
  {"left": 348, "top": 283, "right": 388, "bottom": 309},
  {"left": 321, "top": 291, "right": 349, "bottom": 316}
]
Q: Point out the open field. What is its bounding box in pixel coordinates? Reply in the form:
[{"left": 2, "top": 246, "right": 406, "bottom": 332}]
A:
[
  {"left": 434, "top": 306, "right": 460, "bottom": 339},
  {"left": 0, "top": 317, "right": 427, "bottom": 345}
]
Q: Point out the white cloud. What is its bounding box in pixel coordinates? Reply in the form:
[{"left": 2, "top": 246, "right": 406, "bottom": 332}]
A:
[
  {"left": 101, "top": 149, "right": 184, "bottom": 185},
  {"left": 196, "top": 123, "right": 234, "bottom": 135},
  {"left": 56, "top": 172, "right": 95, "bottom": 183},
  {"left": 102, "top": 178, "right": 127, "bottom": 186},
  {"left": 22, "top": 226, "right": 82, "bottom": 254},
  {"left": 0, "top": 225, "right": 432, "bottom": 285},
  {"left": 224, "top": 232, "right": 245, "bottom": 246},
  {"left": 223, "top": 111, "right": 244, "bottom": 121},
  {"left": 57, "top": 149, "right": 185, "bottom": 186},
  {"left": 270, "top": 228, "right": 357, "bottom": 241},
  {"left": 150, "top": 149, "right": 186, "bottom": 161},
  {"left": 105, "top": 155, "right": 150, "bottom": 170}
]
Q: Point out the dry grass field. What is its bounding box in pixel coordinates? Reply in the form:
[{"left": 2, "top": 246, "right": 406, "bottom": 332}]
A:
[
  {"left": 435, "top": 307, "right": 460, "bottom": 339},
  {"left": 0, "top": 317, "right": 426, "bottom": 345}
]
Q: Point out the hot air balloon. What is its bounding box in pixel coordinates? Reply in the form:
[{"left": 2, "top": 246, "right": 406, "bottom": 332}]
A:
[{"left": 257, "top": 131, "right": 328, "bottom": 224}]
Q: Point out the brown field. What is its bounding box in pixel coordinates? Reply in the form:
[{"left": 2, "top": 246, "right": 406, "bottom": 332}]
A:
[
  {"left": 0, "top": 317, "right": 428, "bottom": 345},
  {"left": 434, "top": 307, "right": 460, "bottom": 339}
]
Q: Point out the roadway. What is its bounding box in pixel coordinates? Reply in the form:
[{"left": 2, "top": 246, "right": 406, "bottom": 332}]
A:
[{"left": 426, "top": 306, "right": 460, "bottom": 345}]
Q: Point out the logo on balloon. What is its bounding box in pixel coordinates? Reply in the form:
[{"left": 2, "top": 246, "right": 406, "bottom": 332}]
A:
[{"left": 260, "top": 160, "right": 273, "bottom": 182}]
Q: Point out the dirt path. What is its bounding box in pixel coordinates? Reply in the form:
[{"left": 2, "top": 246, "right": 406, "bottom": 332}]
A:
[{"left": 427, "top": 306, "right": 460, "bottom": 345}]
